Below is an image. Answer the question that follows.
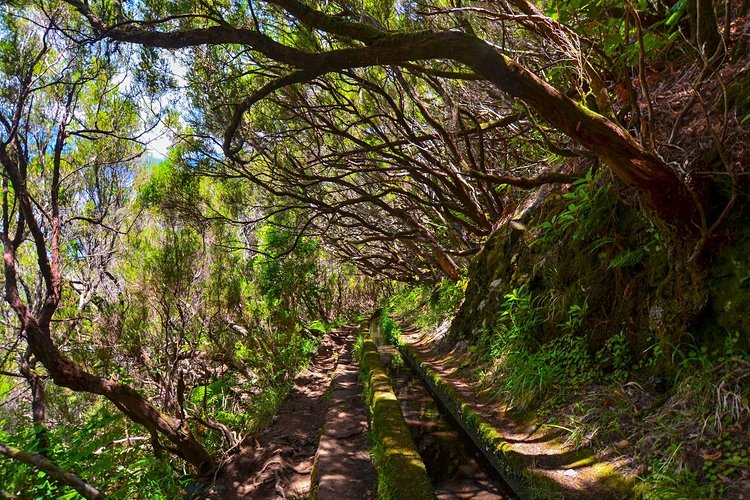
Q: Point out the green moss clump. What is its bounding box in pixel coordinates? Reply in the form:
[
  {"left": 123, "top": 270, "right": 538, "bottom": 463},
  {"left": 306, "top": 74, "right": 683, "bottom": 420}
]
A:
[
  {"left": 357, "top": 338, "right": 435, "bottom": 500},
  {"left": 705, "top": 222, "right": 750, "bottom": 344}
]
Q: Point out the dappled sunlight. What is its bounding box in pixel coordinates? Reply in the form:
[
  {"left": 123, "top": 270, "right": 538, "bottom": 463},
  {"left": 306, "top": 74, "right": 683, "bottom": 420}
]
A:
[
  {"left": 1, "top": 0, "right": 747, "bottom": 497},
  {"left": 401, "top": 328, "right": 637, "bottom": 497}
]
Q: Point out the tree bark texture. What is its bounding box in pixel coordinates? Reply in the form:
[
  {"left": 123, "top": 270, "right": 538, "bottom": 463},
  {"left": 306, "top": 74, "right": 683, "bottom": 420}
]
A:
[
  {"left": 687, "top": 0, "right": 722, "bottom": 60},
  {"left": 19, "top": 357, "right": 50, "bottom": 455}
]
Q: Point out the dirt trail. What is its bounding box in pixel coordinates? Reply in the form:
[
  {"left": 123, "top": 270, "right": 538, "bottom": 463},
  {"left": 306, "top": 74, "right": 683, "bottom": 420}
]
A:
[
  {"left": 211, "top": 326, "right": 375, "bottom": 499},
  {"left": 312, "top": 333, "right": 376, "bottom": 499},
  {"left": 401, "top": 327, "right": 634, "bottom": 499}
]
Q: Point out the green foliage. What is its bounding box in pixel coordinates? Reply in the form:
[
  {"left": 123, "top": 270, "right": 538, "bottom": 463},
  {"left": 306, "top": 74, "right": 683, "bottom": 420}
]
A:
[
  {"left": 475, "top": 287, "right": 541, "bottom": 360},
  {"left": 608, "top": 248, "right": 645, "bottom": 269},
  {"left": 306, "top": 319, "right": 329, "bottom": 336},
  {"left": 534, "top": 170, "right": 610, "bottom": 245},
  {"left": 465, "top": 167, "right": 672, "bottom": 380},
  {"left": 252, "top": 216, "right": 336, "bottom": 327},
  {"left": 701, "top": 434, "right": 750, "bottom": 488},
  {"left": 596, "top": 331, "right": 632, "bottom": 383},
  {"left": 254, "top": 223, "right": 314, "bottom": 301},
  {"left": 545, "top": 0, "right": 683, "bottom": 76},
  {"left": 431, "top": 279, "right": 467, "bottom": 318},
  {"left": 387, "top": 278, "right": 467, "bottom": 330},
  {"left": 245, "top": 328, "right": 319, "bottom": 384},
  {"left": 474, "top": 287, "right": 637, "bottom": 412},
  {"left": 0, "top": 406, "right": 190, "bottom": 499},
  {"left": 142, "top": 225, "right": 201, "bottom": 292},
  {"left": 0, "top": 153, "right": 332, "bottom": 495},
  {"left": 388, "top": 285, "right": 430, "bottom": 318},
  {"left": 0, "top": 374, "right": 12, "bottom": 403},
  {"left": 380, "top": 313, "right": 402, "bottom": 345},
  {"left": 634, "top": 348, "right": 750, "bottom": 497},
  {"left": 190, "top": 375, "right": 249, "bottom": 432},
  {"left": 137, "top": 158, "right": 199, "bottom": 209}
]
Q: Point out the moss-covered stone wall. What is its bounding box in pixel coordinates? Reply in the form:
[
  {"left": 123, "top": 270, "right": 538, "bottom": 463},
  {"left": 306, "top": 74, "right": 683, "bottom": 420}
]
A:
[
  {"left": 357, "top": 337, "right": 435, "bottom": 500},
  {"left": 450, "top": 173, "right": 750, "bottom": 367}
]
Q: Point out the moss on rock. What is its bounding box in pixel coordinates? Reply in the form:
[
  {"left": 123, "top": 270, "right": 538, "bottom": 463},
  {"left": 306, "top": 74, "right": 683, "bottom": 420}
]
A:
[
  {"left": 357, "top": 338, "right": 435, "bottom": 500},
  {"left": 705, "top": 218, "right": 750, "bottom": 346}
]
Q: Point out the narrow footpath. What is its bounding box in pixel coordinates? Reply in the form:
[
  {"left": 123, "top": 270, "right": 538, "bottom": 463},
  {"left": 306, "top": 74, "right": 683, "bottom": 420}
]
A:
[
  {"left": 400, "top": 327, "right": 634, "bottom": 498},
  {"left": 211, "top": 327, "right": 376, "bottom": 499},
  {"left": 313, "top": 333, "right": 376, "bottom": 499}
]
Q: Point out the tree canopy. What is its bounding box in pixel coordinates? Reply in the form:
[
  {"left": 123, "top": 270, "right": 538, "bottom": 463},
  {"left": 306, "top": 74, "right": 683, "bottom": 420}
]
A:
[{"left": 0, "top": 0, "right": 748, "bottom": 496}]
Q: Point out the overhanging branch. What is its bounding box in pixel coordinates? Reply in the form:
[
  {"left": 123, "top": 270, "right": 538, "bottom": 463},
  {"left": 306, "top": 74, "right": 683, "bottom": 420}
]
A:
[{"left": 0, "top": 442, "right": 105, "bottom": 499}]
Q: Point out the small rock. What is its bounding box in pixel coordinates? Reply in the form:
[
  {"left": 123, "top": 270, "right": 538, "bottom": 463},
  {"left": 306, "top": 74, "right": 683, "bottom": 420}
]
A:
[{"left": 563, "top": 469, "right": 578, "bottom": 477}]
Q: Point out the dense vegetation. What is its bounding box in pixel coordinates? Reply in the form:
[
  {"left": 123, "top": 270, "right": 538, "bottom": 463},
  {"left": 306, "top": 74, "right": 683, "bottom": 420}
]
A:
[{"left": 0, "top": 0, "right": 748, "bottom": 497}]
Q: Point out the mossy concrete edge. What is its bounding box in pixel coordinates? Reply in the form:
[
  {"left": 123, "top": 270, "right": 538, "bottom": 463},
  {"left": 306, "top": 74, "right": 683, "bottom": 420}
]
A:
[
  {"left": 399, "top": 343, "right": 635, "bottom": 499},
  {"left": 398, "top": 343, "right": 526, "bottom": 496},
  {"left": 357, "top": 336, "right": 435, "bottom": 500},
  {"left": 308, "top": 378, "right": 335, "bottom": 500}
]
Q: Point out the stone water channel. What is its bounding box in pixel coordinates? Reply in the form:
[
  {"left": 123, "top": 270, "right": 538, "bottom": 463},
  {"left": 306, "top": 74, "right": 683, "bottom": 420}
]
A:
[{"left": 377, "top": 344, "right": 516, "bottom": 499}]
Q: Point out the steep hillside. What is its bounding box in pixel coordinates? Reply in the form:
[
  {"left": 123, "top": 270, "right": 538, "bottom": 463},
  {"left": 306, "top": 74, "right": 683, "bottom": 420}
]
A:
[{"left": 391, "top": 20, "right": 750, "bottom": 496}]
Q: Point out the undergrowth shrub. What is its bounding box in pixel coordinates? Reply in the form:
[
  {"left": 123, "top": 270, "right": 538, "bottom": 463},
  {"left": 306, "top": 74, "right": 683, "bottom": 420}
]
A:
[
  {"left": 386, "top": 278, "right": 467, "bottom": 329},
  {"left": 243, "top": 383, "right": 294, "bottom": 436},
  {"left": 380, "top": 313, "right": 402, "bottom": 345},
  {"left": 388, "top": 285, "right": 429, "bottom": 318},
  {"left": 464, "top": 169, "right": 679, "bottom": 410},
  {"left": 306, "top": 319, "right": 329, "bottom": 336},
  {"left": 0, "top": 406, "right": 190, "bottom": 499},
  {"left": 476, "top": 286, "right": 638, "bottom": 412},
  {"left": 634, "top": 338, "right": 750, "bottom": 498}
]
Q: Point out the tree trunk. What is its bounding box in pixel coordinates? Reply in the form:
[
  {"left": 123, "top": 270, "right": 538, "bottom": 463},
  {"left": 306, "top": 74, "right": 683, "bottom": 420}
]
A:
[
  {"left": 455, "top": 37, "right": 699, "bottom": 229},
  {"left": 687, "top": 0, "right": 722, "bottom": 60},
  {"left": 433, "top": 245, "right": 461, "bottom": 281},
  {"left": 19, "top": 357, "right": 50, "bottom": 455}
]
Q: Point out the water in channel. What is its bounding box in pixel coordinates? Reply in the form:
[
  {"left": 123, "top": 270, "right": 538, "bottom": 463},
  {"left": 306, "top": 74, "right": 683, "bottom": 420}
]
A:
[{"left": 378, "top": 345, "right": 516, "bottom": 499}]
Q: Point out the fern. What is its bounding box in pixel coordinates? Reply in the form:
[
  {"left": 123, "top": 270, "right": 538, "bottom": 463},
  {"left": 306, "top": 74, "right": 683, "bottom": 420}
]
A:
[{"left": 608, "top": 248, "right": 645, "bottom": 269}]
